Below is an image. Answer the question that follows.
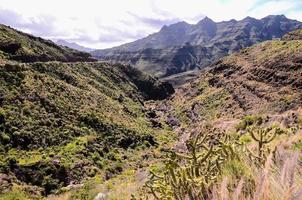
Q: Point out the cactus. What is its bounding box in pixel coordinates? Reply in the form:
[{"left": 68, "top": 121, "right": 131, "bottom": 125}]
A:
[
  {"left": 143, "top": 121, "right": 289, "bottom": 199},
  {"left": 247, "top": 126, "right": 282, "bottom": 165},
  {"left": 145, "top": 129, "right": 239, "bottom": 199}
]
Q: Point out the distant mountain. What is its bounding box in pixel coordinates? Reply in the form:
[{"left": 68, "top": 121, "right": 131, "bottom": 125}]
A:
[
  {"left": 56, "top": 39, "right": 95, "bottom": 52},
  {"left": 92, "top": 15, "right": 302, "bottom": 78},
  {"left": 159, "top": 28, "right": 302, "bottom": 129},
  {"left": 0, "top": 24, "right": 95, "bottom": 62}
]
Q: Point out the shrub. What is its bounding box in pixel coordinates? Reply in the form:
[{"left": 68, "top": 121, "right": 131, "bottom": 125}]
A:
[
  {"left": 236, "top": 115, "right": 263, "bottom": 130},
  {"left": 70, "top": 181, "right": 97, "bottom": 200},
  {"left": 0, "top": 187, "right": 30, "bottom": 200},
  {"left": 0, "top": 132, "right": 10, "bottom": 144}
]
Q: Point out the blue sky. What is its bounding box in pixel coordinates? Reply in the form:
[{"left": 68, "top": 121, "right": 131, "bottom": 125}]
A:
[{"left": 0, "top": 0, "right": 301, "bottom": 49}]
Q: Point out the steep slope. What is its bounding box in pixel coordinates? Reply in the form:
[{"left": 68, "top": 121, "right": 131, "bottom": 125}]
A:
[
  {"left": 92, "top": 15, "right": 302, "bottom": 78},
  {"left": 282, "top": 29, "right": 302, "bottom": 40},
  {"left": 0, "top": 62, "right": 174, "bottom": 195},
  {"left": 0, "top": 24, "right": 95, "bottom": 62},
  {"left": 139, "top": 29, "right": 302, "bottom": 200},
  {"left": 0, "top": 61, "right": 174, "bottom": 196},
  {"left": 150, "top": 29, "right": 302, "bottom": 136}
]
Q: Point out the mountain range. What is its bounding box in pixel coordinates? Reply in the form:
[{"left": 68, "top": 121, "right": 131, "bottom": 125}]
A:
[
  {"left": 55, "top": 39, "right": 95, "bottom": 53},
  {"left": 0, "top": 15, "right": 302, "bottom": 200},
  {"left": 92, "top": 15, "right": 302, "bottom": 77}
]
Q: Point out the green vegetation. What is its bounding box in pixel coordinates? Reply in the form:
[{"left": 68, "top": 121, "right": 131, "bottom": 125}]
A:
[
  {"left": 0, "top": 25, "right": 94, "bottom": 62},
  {"left": 236, "top": 115, "right": 263, "bottom": 131},
  {"left": 145, "top": 128, "right": 238, "bottom": 199},
  {"left": 256, "top": 40, "right": 302, "bottom": 64},
  {"left": 136, "top": 29, "right": 302, "bottom": 200},
  {"left": 0, "top": 23, "right": 302, "bottom": 200},
  {"left": 0, "top": 60, "right": 175, "bottom": 196},
  {"left": 0, "top": 187, "right": 31, "bottom": 200},
  {"left": 143, "top": 123, "right": 295, "bottom": 200}
]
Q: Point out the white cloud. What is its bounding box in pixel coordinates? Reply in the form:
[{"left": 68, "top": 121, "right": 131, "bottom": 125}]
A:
[{"left": 0, "top": 0, "right": 301, "bottom": 49}]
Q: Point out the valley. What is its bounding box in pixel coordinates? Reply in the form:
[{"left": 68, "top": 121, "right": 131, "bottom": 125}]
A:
[{"left": 0, "top": 13, "right": 301, "bottom": 200}]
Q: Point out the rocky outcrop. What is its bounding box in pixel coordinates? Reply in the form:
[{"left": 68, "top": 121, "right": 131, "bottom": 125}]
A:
[
  {"left": 94, "top": 192, "right": 107, "bottom": 200},
  {"left": 149, "top": 29, "right": 302, "bottom": 141}
]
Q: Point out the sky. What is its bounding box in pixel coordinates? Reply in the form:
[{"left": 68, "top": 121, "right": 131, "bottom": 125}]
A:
[{"left": 0, "top": 0, "right": 301, "bottom": 49}]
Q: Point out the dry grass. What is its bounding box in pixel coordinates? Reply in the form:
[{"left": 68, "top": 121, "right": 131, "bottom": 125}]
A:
[
  {"left": 211, "top": 143, "right": 302, "bottom": 200},
  {"left": 47, "top": 193, "right": 71, "bottom": 200}
]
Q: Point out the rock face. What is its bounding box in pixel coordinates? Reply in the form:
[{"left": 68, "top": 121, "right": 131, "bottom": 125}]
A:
[
  {"left": 0, "top": 24, "right": 95, "bottom": 62},
  {"left": 92, "top": 15, "right": 302, "bottom": 78},
  {"left": 156, "top": 29, "right": 302, "bottom": 133},
  {"left": 0, "top": 174, "right": 12, "bottom": 193},
  {"left": 207, "top": 30, "right": 302, "bottom": 112}
]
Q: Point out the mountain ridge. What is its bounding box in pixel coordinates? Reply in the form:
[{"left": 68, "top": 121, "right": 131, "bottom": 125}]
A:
[
  {"left": 150, "top": 28, "right": 302, "bottom": 141},
  {"left": 55, "top": 39, "right": 95, "bottom": 53},
  {"left": 92, "top": 15, "right": 302, "bottom": 78},
  {"left": 0, "top": 24, "right": 95, "bottom": 62}
]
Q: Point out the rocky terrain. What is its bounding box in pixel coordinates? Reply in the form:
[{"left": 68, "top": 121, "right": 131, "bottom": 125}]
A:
[
  {"left": 92, "top": 15, "right": 302, "bottom": 78},
  {"left": 140, "top": 29, "right": 302, "bottom": 199},
  {"left": 150, "top": 29, "right": 302, "bottom": 137}
]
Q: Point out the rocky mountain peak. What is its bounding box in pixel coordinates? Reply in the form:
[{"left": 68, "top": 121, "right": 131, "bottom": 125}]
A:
[
  {"left": 242, "top": 16, "right": 257, "bottom": 22},
  {"left": 92, "top": 15, "right": 302, "bottom": 79},
  {"left": 160, "top": 21, "right": 190, "bottom": 32},
  {"left": 196, "top": 16, "right": 215, "bottom": 25},
  {"left": 262, "top": 14, "right": 288, "bottom": 21}
]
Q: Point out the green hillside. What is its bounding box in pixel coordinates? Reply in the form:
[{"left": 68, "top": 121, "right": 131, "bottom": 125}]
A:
[
  {"left": 0, "top": 60, "right": 175, "bottom": 197},
  {"left": 0, "top": 25, "right": 95, "bottom": 62}
]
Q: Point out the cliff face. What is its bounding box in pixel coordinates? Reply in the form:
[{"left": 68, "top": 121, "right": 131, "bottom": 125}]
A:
[{"left": 92, "top": 15, "right": 302, "bottom": 78}]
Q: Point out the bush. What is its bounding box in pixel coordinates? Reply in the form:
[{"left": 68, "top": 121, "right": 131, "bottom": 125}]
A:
[
  {"left": 0, "top": 188, "right": 30, "bottom": 200},
  {"left": 0, "top": 132, "right": 10, "bottom": 144},
  {"left": 0, "top": 108, "right": 5, "bottom": 127},
  {"left": 236, "top": 115, "right": 263, "bottom": 130},
  {"left": 70, "top": 181, "right": 96, "bottom": 200}
]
